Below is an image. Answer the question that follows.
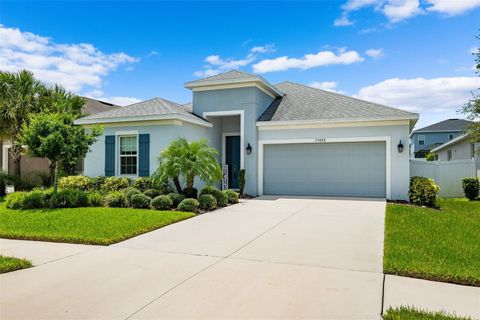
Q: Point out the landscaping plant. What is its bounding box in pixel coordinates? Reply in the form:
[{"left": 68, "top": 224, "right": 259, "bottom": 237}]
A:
[
  {"left": 167, "top": 193, "right": 185, "bottom": 207},
  {"left": 143, "top": 189, "right": 160, "bottom": 199},
  {"left": 177, "top": 198, "right": 199, "bottom": 212},
  {"left": 105, "top": 191, "right": 127, "bottom": 208},
  {"left": 199, "top": 185, "right": 228, "bottom": 207},
  {"left": 123, "top": 187, "right": 142, "bottom": 205},
  {"left": 86, "top": 192, "right": 104, "bottom": 207},
  {"left": 223, "top": 189, "right": 239, "bottom": 204},
  {"left": 462, "top": 178, "right": 479, "bottom": 201},
  {"left": 198, "top": 194, "right": 217, "bottom": 210},
  {"left": 154, "top": 138, "right": 222, "bottom": 197},
  {"left": 151, "top": 195, "right": 173, "bottom": 210},
  {"left": 129, "top": 193, "right": 152, "bottom": 209},
  {"left": 409, "top": 176, "right": 439, "bottom": 208},
  {"left": 102, "top": 177, "right": 130, "bottom": 192},
  {"left": 239, "top": 169, "right": 246, "bottom": 196},
  {"left": 49, "top": 188, "right": 88, "bottom": 208},
  {"left": 132, "top": 177, "right": 152, "bottom": 191},
  {"left": 58, "top": 175, "right": 93, "bottom": 191},
  {"left": 0, "top": 172, "right": 12, "bottom": 197}
]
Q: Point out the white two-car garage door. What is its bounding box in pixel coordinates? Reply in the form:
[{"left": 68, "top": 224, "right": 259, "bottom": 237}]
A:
[{"left": 263, "top": 141, "right": 386, "bottom": 198}]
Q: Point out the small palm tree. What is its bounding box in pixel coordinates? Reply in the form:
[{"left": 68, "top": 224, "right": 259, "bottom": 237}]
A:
[{"left": 154, "top": 138, "right": 222, "bottom": 196}]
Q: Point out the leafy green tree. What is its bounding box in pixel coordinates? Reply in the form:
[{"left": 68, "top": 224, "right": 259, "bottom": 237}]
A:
[
  {"left": 154, "top": 138, "right": 222, "bottom": 196},
  {"left": 0, "top": 70, "right": 45, "bottom": 184},
  {"left": 460, "top": 37, "right": 480, "bottom": 145},
  {"left": 20, "top": 113, "right": 102, "bottom": 192}
]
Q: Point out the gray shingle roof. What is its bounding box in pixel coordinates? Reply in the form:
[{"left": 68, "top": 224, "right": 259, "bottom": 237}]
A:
[
  {"left": 413, "top": 119, "right": 473, "bottom": 133},
  {"left": 185, "top": 70, "right": 258, "bottom": 85},
  {"left": 258, "top": 81, "right": 418, "bottom": 122},
  {"left": 76, "top": 97, "right": 209, "bottom": 125},
  {"left": 81, "top": 97, "right": 119, "bottom": 116}
]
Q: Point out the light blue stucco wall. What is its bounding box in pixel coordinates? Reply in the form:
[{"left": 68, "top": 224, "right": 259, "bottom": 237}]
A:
[
  {"left": 258, "top": 124, "right": 411, "bottom": 200},
  {"left": 192, "top": 87, "right": 274, "bottom": 195},
  {"left": 84, "top": 122, "right": 209, "bottom": 180},
  {"left": 411, "top": 131, "right": 463, "bottom": 156}
]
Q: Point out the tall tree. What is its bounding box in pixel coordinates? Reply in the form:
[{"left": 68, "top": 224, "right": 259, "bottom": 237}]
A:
[
  {"left": 0, "top": 70, "right": 44, "bottom": 184},
  {"left": 20, "top": 112, "right": 101, "bottom": 192},
  {"left": 460, "top": 36, "right": 480, "bottom": 144}
]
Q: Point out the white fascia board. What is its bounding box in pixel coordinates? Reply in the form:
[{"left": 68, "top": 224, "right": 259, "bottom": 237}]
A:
[
  {"left": 256, "top": 116, "right": 419, "bottom": 128},
  {"left": 431, "top": 134, "right": 469, "bottom": 152},
  {"left": 185, "top": 78, "right": 283, "bottom": 98},
  {"left": 74, "top": 114, "right": 212, "bottom": 128}
]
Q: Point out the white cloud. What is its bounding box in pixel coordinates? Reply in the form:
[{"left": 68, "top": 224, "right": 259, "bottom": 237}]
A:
[
  {"left": 85, "top": 90, "right": 141, "bottom": 106},
  {"left": 334, "top": 0, "right": 480, "bottom": 25},
  {"left": 252, "top": 50, "right": 364, "bottom": 73},
  {"left": 309, "top": 81, "right": 345, "bottom": 93},
  {"left": 194, "top": 44, "right": 275, "bottom": 77},
  {"left": 0, "top": 25, "right": 138, "bottom": 92},
  {"left": 365, "top": 48, "right": 384, "bottom": 58},
  {"left": 425, "top": 0, "right": 480, "bottom": 15},
  {"left": 355, "top": 76, "right": 480, "bottom": 113}
]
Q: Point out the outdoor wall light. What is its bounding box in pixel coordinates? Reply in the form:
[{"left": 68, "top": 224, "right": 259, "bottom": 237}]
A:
[
  {"left": 246, "top": 143, "right": 252, "bottom": 155},
  {"left": 397, "top": 140, "right": 404, "bottom": 153}
]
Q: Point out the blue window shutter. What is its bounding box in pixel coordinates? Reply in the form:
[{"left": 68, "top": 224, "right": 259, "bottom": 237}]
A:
[
  {"left": 105, "top": 135, "right": 115, "bottom": 176},
  {"left": 139, "top": 134, "right": 150, "bottom": 177}
]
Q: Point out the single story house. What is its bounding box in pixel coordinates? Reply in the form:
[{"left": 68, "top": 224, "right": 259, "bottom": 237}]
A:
[
  {"left": 410, "top": 119, "right": 473, "bottom": 158},
  {"left": 75, "top": 70, "right": 419, "bottom": 200},
  {"left": 431, "top": 134, "right": 479, "bottom": 161}
]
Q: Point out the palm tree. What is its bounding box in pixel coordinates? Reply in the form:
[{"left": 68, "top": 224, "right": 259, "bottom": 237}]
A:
[
  {"left": 154, "top": 138, "right": 222, "bottom": 196},
  {"left": 0, "top": 70, "right": 44, "bottom": 186}
]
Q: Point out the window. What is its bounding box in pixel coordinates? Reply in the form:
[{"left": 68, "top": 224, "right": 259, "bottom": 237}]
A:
[
  {"left": 449, "top": 134, "right": 454, "bottom": 140},
  {"left": 471, "top": 143, "right": 476, "bottom": 158},
  {"left": 447, "top": 150, "right": 452, "bottom": 161},
  {"left": 119, "top": 136, "right": 137, "bottom": 175},
  {"left": 418, "top": 135, "right": 425, "bottom": 146}
]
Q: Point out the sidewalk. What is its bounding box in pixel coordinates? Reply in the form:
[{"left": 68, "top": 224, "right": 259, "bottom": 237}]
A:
[{"left": 383, "top": 275, "right": 480, "bottom": 319}]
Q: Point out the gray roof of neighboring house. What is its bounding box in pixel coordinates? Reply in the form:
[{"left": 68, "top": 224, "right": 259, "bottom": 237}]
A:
[
  {"left": 413, "top": 119, "right": 473, "bottom": 134},
  {"left": 75, "top": 97, "right": 210, "bottom": 126},
  {"left": 81, "top": 97, "right": 119, "bottom": 116},
  {"left": 258, "top": 81, "right": 418, "bottom": 122}
]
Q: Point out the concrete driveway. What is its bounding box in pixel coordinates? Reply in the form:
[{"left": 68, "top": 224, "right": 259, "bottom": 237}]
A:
[{"left": 0, "top": 196, "right": 386, "bottom": 319}]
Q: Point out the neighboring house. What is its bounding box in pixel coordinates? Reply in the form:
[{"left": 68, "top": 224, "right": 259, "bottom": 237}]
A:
[
  {"left": 0, "top": 97, "right": 119, "bottom": 177},
  {"left": 431, "top": 134, "right": 479, "bottom": 161},
  {"left": 410, "top": 119, "right": 473, "bottom": 158},
  {"left": 75, "top": 70, "right": 418, "bottom": 200}
]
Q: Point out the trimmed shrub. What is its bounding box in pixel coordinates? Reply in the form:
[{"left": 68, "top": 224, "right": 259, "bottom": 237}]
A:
[
  {"left": 198, "top": 194, "right": 217, "bottom": 210},
  {"left": 168, "top": 193, "right": 185, "bottom": 207},
  {"left": 199, "top": 186, "right": 228, "bottom": 207},
  {"left": 90, "top": 176, "right": 106, "bottom": 191},
  {"left": 133, "top": 177, "right": 153, "bottom": 192},
  {"left": 87, "top": 192, "right": 104, "bottom": 207},
  {"left": 102, "top": 177, "right": 130, "bottom": 192},
  {"left": 143, "top": 189, "right": 160, "bottom": 199},
  {"left": 129, "top": 193, "right": 152, "bottom": 209},
  {"left": 156, "top": 179, "right": 174, "bottom": 195},
  {"left": 21, "top": 189, "right": 47, "bottom": 209},
  {"left": 409, "top": 176, "right": 440, "bottom": 208},
  {"left": 123, "top": 187, "right": 142, "bottom": 205},
  {"left": 5, "top": 192, "right": 28, "bottom": 209},
  {"left": 223, "top": 189, "right": 239, "bottom": 204},
  {"left": 105, "top": 191, "right": 127, "bottom": 208},
  {"left": 182, "top": 187, "right": 198, "bottom": 199},
  {"left": 49, "top": 189, "right": 88, "bottom": 208},
  {"left": 58, "top": 175, "right": 92, "bottom": 191},
  {"left": 462, "top": 178, "right": 479, "bottom": 201},
  {"left": 151, "top": 195, "right": 173, "bottom": 210},
  {"left": 177, "top": 198, "right": 199, "bottom": 212}
]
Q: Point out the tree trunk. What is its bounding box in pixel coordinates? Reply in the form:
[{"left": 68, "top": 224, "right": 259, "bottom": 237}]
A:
[
  {"left": 52, "top": 161, "right": 59, "bottom": 193},
  {"left": 173, "top": 176, "right": 182, "bottom": 193}
]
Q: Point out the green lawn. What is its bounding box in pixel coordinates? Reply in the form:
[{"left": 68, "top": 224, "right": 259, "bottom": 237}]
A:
[
  {"left": 0, "top": 204, "right": 194, "bottom": 245},
  {"left": 384, "top": 198, "right": 480, "bottom": 286},
  {"left": 0, "top": 255, "right": 32, "bottom": 273},
  {"left": 383, "top": 307, "right": 472, "bottom": 320}
]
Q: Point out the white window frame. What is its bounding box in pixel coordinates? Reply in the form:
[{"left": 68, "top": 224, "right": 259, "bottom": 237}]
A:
[
  {"left": 258, "top": 136, "right": 392, "bottom": 199},
  {"left": 418, "top": 134, "right": 425, "bottom": 146},
  {"left": 117, "top": 133, "right": 139, "bottom": 177}
]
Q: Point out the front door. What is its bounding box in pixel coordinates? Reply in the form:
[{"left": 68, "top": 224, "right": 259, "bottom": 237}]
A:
[{"left": 225, "top": 135, "right": 240, "bottom": 189}]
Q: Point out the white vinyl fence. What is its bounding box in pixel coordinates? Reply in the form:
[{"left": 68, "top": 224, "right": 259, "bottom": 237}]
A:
[{"left": 410, "top": 159, "right": 478, "bottom": 198}]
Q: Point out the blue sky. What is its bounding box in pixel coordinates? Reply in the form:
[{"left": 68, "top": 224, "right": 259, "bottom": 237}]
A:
[{"left": 0, "top": 0, "right": 479, "bottom": 128}]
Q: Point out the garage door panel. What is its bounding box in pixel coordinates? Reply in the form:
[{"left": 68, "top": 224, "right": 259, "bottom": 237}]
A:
[{"left": 263, "top": 142, "right": 386, "bottom": 198}]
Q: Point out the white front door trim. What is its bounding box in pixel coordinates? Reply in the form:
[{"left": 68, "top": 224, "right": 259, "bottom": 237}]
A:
[
  {"left": 258, "top": 136, "right": 392, "bottom": 199},
  {"left": 203, "top": 110, "right": 244, "bottom": 169}
]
